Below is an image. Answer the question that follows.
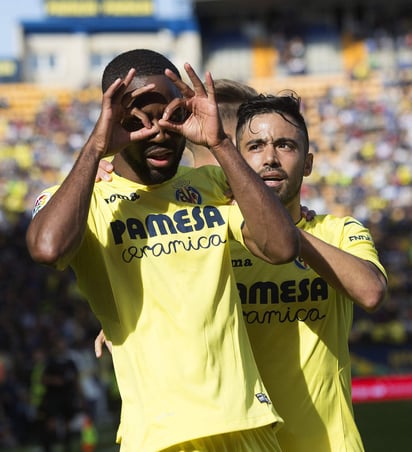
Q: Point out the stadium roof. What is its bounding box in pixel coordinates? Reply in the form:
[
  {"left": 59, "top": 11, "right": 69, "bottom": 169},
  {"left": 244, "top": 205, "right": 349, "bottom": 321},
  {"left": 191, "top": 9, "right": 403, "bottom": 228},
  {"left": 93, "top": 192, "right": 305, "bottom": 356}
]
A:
[
  {"left": 193, "top": 0, "right": 412, "bottom": 17},
  {"left": 22, "top": 16, "right": 198, "bottom": 35}
]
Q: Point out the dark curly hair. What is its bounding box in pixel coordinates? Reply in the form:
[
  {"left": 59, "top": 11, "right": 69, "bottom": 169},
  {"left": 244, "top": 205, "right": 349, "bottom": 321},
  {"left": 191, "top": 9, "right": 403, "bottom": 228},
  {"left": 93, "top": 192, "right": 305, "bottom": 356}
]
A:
[
  {"left": 236, "top": 93, "right": 309, "bottom": 153},
  {"left": 101, "top": 49, "right": 181, "bottom": 93}
]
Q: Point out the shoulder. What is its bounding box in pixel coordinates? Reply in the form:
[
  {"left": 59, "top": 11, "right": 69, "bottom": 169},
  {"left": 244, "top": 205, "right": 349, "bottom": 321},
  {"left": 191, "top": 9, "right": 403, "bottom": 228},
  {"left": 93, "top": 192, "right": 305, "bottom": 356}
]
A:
[
  {"left": 181, "top": 164, "right": 226, "bottom": 181},
  {"left": 174, "top": 165, "right": 231, "bottom": 204},
  {"left": 305, "top": 214, "right": 365, "bottom": 230},
  {"left": 303, "top": 214, "right": 371, "bottom": 243}
]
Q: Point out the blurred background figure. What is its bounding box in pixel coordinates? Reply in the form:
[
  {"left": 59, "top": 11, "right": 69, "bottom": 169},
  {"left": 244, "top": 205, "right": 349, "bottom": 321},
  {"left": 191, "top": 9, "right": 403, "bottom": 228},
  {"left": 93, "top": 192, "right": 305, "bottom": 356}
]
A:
[{"left": 36, "top": 338, "right": 82, "bottom": 452}]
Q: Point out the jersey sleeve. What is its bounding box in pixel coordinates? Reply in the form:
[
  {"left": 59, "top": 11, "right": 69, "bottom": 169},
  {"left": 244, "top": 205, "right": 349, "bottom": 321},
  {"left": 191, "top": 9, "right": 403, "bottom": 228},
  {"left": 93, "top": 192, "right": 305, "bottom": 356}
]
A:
[{"left": 340, "top": 217, "right": 387, "bottom": 279}]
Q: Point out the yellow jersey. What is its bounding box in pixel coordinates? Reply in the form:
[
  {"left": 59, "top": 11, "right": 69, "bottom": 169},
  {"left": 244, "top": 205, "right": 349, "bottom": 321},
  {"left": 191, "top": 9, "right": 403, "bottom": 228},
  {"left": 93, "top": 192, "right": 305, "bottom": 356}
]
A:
[
  {"left": 35, "top": 165, "right": 283, "bottom": 451},
  {"left": 231, "top": 214, "right": 386, "bottom": 452}
]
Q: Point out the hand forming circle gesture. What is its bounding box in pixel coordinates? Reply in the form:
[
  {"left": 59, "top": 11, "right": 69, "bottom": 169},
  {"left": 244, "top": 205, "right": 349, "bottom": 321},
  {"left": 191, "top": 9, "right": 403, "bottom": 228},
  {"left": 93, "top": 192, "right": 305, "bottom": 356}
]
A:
[
  {"left": 160, "top": 63, "right": 227, "bottom": 150},
  {"left": 91, "top": 68, "right": 159, "bottom": 158}
]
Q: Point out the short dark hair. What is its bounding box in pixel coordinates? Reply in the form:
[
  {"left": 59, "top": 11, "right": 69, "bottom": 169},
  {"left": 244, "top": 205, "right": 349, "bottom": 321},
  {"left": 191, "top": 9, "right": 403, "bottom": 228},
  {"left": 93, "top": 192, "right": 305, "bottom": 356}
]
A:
[
  {"left": 184, "top": 79, "right": 257, "bottom": 154},
  {"left": 101, "top": 49, "right": 181, "bottom": 93},
  {"left": 214, "top": 79, "right": 258, "bottom": 123},
  {"left": 236, "top": 92, "right": 309, "bottom": 153}
]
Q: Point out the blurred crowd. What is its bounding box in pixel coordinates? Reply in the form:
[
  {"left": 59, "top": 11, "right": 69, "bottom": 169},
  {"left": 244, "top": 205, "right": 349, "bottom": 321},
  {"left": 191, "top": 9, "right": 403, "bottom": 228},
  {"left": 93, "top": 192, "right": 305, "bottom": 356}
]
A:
[
  {"left": 298, "top": 70, "right": 412, "bottom": 346},
  {"left": 0, "top": 98, "right": 117, "bottom": 449},
  {"left": 0, "top": 68, "right": 411, "bottom": 447}
]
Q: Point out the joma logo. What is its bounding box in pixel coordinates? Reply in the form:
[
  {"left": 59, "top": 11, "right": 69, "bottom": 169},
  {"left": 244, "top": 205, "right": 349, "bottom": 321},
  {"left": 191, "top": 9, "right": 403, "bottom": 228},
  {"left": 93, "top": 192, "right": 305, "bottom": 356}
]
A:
[{"left": 104, "top": 192, "right": 140, "bottom": 204}]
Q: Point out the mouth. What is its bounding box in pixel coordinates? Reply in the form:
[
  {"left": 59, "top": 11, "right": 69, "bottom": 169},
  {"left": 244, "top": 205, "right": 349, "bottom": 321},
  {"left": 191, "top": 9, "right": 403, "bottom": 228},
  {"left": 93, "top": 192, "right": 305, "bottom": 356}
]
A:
[
  {"left": 145, "top": 147, "right": 175, "bottom": 168},
  {"left": 261, "top": 171, "right": 284, "bottom": 188}
]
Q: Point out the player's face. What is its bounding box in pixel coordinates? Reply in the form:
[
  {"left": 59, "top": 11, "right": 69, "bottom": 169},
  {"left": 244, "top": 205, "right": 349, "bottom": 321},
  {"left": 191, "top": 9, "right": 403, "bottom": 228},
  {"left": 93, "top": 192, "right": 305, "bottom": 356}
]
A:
[
  {"left": 120, "top": 74, "right": 186, "bottom": 184},
  {"left": 238, "top": 113, "right": 312, "bottom": 209}
]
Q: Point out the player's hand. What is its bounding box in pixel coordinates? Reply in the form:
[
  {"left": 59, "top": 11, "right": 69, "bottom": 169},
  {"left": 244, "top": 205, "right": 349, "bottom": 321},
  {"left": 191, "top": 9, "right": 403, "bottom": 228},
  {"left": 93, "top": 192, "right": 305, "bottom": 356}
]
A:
[
  {"left": 160, "top": 64, "right": 227, "bottom": 150},
  {"left": 95, "top": 159, "right": 114, "bottom": 182},
  {"left": 301, "top": 205, "right": 316, "bottom": 221},
  {"left": 91, "top": 69, "right": 160, "bottom": 158},
  {"left": 94, "top": 329, "right": 113, "bottom": 358}
]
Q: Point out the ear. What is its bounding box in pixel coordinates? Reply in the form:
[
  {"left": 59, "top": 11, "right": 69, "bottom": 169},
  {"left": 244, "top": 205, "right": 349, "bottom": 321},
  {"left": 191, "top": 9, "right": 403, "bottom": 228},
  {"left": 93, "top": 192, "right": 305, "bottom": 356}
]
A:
[{"left": 303, "top": 153, "right": 313, "bottom": 177}]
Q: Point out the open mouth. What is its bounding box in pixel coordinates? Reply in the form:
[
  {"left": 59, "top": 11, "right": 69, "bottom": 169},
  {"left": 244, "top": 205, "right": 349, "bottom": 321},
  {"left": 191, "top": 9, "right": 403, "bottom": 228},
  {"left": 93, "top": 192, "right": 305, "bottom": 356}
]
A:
[
  {"left": 261, "top": 171, "right": 284, "bottom": 187},
  {"left": 146, "top": 148, "right": 174, "bottom": 167}
]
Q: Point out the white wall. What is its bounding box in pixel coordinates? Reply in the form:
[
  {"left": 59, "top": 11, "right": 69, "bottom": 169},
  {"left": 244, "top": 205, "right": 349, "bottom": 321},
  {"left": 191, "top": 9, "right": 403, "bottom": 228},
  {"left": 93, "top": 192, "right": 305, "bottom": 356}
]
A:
[{"left": 23, "top": 30, "right": 202, "bottom": 88}]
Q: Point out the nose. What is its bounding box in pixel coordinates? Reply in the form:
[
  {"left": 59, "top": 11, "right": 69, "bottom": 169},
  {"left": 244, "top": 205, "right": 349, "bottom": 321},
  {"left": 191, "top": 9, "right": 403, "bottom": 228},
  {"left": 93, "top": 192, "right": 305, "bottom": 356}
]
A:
[
  {"left": 264, "top": 142, "right": 281, "bottom": 167},
  {"left": 149, "top": 118, "right": 168, "bottom": 142}
]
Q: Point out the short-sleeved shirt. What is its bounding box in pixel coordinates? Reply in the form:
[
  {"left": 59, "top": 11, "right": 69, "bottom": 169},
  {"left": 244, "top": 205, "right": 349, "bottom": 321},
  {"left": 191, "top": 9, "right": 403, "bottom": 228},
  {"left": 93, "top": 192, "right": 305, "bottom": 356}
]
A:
[
  {"left": 34, "top": 165, "right": 282, "bottom": 451},
  {"left": 230, "top": 214, "right": 386, "bottom": 452}
]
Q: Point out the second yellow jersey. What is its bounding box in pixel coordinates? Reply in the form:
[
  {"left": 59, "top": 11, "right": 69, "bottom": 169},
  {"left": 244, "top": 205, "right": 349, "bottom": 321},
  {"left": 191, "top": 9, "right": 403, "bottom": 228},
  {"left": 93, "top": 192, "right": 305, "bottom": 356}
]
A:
[{"left": 231, "top": 214, "right": 386, "bottom": 452}]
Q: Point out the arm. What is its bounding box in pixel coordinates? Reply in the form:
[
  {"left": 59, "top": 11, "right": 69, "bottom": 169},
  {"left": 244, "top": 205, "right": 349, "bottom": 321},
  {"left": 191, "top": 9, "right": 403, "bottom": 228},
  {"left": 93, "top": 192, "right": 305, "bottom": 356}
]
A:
[
  {"left": 161, "top": 65, "right": 300, "bottom": 264},
  {"left": 300, "top": 230, "right": 387, "bottom": 312},
  {"left": 26, "top": 69, "right": 159, "bottom": 269},
  {"left": 212, "top": 137, "right": 299, "bottom": 263},
  {"left": 26, "top": 138, "right": 101, "bottom": 269}
]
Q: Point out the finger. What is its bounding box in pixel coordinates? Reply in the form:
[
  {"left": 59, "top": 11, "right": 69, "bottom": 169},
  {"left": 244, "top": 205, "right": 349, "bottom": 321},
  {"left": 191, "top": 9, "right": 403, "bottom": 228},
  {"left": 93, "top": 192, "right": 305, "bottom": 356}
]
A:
[
  {"left": 96, "top": 160, "right": 113, "bottom": 182},
  {"left": 123, "top": 83, "right": 156, "bottom": 109},
  {"left": 94, "top": 335, "right": 104, "bottom": 358},
  {"left": 100, "top": 159, "right": 114, "bottom": 172},
  {"left": 162, "top": 98, "right": 187, "bottom": 122},
  {"left": 203, "top": 71, "right": 216, "bottom": 102},
  {"left": 131, "top": 109, "right": 152, "bottom": 130},
  {"left": 95, "top": 169, "right": 112, "bottom": 182},
  {"left": 102, "top": 77, "right": 124, "bottom": 108},
  {"left": 157, "top": 117, "right": 183, "bottom": 135},
  {"left": 183, "top": 63, "right": 207, "bottom": 96},
  {"left": 122, "top": 108, "right": 152, "bottom": 131},
  {"left": 110, "top": 68, "right": 137, "bottom": 104},
  {"left": 124, "top": 67, "right": 136, "bottom": 84},
  {"left": 165, "top": 68, "right": 195, "bottom": 98},
  {"left": 129, "top": 125, "right": 161, "bottom": 141}
]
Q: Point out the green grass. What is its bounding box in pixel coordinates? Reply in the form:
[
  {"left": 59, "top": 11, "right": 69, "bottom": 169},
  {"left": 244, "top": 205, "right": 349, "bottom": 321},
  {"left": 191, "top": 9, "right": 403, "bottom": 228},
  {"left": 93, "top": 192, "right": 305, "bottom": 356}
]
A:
[{"left": 354, "top": 400, "right": 412, "bottom": 451}]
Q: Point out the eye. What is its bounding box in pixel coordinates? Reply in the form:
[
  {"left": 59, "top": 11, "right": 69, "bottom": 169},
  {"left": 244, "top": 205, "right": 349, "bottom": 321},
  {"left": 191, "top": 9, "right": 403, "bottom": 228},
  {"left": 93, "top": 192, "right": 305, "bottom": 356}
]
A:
[
  {"left": 248, "top": 142, "right": 265, "bottom": 152},
  {"left": 277, "top": 141, "right": 295, "bottom": 151},
  {"left": 169, "top": 107, "right": 188, "bottom": 123},
  {"left": 121, "top": 116, "right": 144, "bottom": 132},
  {"left": 129, "top": 99, "right": 141, "bottom": 110}
]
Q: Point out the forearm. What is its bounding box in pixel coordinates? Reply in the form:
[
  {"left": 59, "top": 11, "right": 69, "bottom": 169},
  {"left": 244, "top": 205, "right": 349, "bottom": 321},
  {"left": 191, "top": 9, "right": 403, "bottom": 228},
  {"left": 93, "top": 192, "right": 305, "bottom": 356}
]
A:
[
  {"left": 300, "top": 230, "right": 387, "bottom": 311},
  {"left": 26, "top": 143, "right": 101, "bottom": 269},
  {"left": 212, "top": 138, "right": 299, "bottom": 263}
]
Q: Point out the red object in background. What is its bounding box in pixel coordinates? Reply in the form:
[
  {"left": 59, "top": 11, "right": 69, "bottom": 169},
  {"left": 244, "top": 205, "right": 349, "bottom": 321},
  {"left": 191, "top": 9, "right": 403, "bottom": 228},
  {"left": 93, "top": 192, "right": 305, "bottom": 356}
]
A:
[{"left": 352, "top": 374, "right": 412, "bottom": 403}]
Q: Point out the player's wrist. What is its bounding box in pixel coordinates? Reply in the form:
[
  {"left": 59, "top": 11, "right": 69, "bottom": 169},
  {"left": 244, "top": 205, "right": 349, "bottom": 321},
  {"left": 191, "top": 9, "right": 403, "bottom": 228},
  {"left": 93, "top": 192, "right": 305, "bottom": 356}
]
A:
[{"left": 209, "top": 135, "right": 235, "bottom": 155}]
